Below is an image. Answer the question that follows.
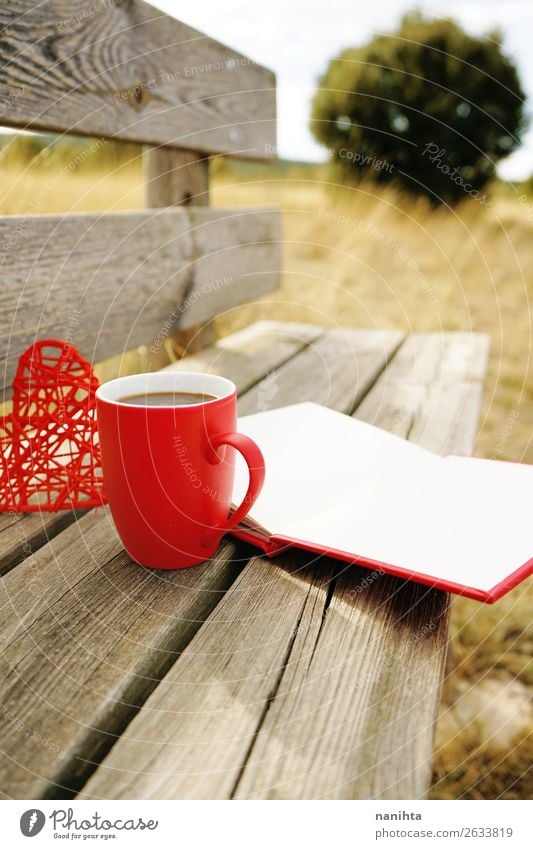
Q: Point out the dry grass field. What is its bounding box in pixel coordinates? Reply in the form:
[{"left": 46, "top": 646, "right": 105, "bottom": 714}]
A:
[{"left": 0, "top": 141, "right": 531, "bottom": 799}]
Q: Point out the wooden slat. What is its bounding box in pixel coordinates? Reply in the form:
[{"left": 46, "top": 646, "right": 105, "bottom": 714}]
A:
[
  {"left": 0, "top": 207, "right": 281, "bottom": 395},
  {"left": 355, "top": 332, "right": 490, "bottom": 456},
  {"left": 0, "top": 512, "right": 250, "bottom": 799},
  {"left": 238, "top": 328, "right": 405, "bottom": 415},
  {"left": 0, "top": 320, "right": 324, "bottom": 798},
  {"left": 0, "top": 322, "right": 321, "bottom": 578},
  {"left": 80, "top": 554, "right": 449, "bottom": 801},
  {"left": 164, "top": 321, "right": 326, "bottom": 389},
  {"left": 144, "top": 146, "right": 214, "bottom": 355},
  {"left": 144, "top": 148, "right": 210, "bottom": 208},
  {"left": 80, "top": 331, "right": 488, "bottom": 800},
  {"left": 0, "top": 510, "right": 78, "bottom": 577},
  {"left": 84, "top": 548, "right": 340, "bottom": 801},
  {"left": 0, "top": 1, "right": 276, "bottom": 157},
  {"left": 232, "top": 569, "right": 450, "bottom": 800}
]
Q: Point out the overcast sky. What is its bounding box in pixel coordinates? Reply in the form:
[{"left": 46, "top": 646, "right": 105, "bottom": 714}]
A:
[{"left": 157, "top": 0, "right": 533, "bottom": 180}]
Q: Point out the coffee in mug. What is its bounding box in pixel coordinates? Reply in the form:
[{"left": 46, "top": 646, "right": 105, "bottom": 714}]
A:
[{"left": 118, "top": 391, "right": 218, "bottom": 407}]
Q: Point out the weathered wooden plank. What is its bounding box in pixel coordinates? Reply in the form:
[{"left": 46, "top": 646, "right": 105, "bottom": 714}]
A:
[
  {"left": 355, "top": 332, "right": 490, "bottom": 455},
  {"left": 0, "top": 509, "right": 252, "bottom": 799},
  {"left": 79, "top": 553, "right": 449, "bottom": 801},
  {"left": 84, "top": 549, "right": 339, "bottom": 801},
  {"left": 0, "top": 1, "right": 276, "bottom": 157},
  {"left": 0, "top": 207, "right": 281, "bottom": 395},
  {"left": 144, "top": 146, "right": 214, "bottom": 355},
  {"left": 164, "top": 320, "right": 325, "bottom": 392},
  {"left": 144, "top": 148, "right": 210, "bottom": 208},
  {"left": 0, "top": 510, "right": 78, "bottom": 576},
  {"left": 0, "top": 322, "right": 321, "bottom": 578},
  {"left": 238, "top": 328, "right": 405, "bottom": 415},
  {"left": 81, "top": 332, "right": 488, "bottom": 800},
  {"left": 233, "top": 567, "right": 451, "bottom": 800},
  {"left": 0, "top": 320, "right": 323, "bottom": 798}
]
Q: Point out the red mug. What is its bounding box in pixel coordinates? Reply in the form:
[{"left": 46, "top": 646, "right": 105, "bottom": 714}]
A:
[{"left": 95, "top": 372, "right": 265, "bottom": 569}]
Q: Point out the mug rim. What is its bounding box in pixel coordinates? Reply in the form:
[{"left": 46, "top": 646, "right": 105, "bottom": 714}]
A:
[{"left": 95, "top": 371, "right": 236, "bottom": 409}]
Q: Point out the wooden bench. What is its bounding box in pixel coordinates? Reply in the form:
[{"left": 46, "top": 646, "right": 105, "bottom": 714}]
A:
[{"left": 0, "top": 2, "right": 489, "bottom": 800}]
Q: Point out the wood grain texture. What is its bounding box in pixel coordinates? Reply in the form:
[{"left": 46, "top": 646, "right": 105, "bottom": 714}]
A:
[
  {"left": 355, "top": 332, "right": 490, "bottom": 455},
  {"left": 0, "top": 509, "right": 251, "bottom": 799},
  {"left": 231, "top": 570, "right": 451, "bottom": 800},
  {"left": 144, "top": 148, "right": 209, "bottom": 208},
  {"left": 0, "top": 1, "right": 276, "bottom": 157},
  {"left": 163, "top": 320, "right": 325, "bottom": 394},
  {"left": 238, "top": 328, "right": 405, "bottom": 415},
  {"left": 83, "top": 550, "right": 339, "bottom": 801},
  {"left": 81, "top": 332, "right": 488, "bottom": 800},
  {"left": 0, "top": 320, "right": 322, "bottom": 798},
  {"left": 144, "top": 146, "right": 214, "bottom": 355},
  {"left": 0, "top": 207, "right": 281, "bottom": 395},
  {"left": 0, "top": 509, "right": 78, "bottom": 576}
]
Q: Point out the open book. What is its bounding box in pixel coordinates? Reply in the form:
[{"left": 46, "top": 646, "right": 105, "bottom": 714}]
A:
[{"left": 232, "top": 403, "right": 533, "bottom": 603}]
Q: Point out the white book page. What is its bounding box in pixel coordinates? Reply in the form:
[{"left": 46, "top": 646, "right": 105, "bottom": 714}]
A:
[
  {"left": 234, "top": 403, "right": 438, "bottom": 533},
  {"left": 234, "top": 403, "right": 533, "bottom": 593}
]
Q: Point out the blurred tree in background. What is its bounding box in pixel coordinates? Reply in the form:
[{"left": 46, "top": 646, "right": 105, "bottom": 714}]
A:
[{"left": 310, "top": 13, "right": 526, "bottom": 203}]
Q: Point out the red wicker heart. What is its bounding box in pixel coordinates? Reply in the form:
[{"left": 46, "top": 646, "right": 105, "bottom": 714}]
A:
[{"left": 0, "top": 340, "right": 107, "bottom": 511}]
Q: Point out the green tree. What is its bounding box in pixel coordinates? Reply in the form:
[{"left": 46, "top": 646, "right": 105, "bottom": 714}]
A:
[{"left": 310, "top": 13, "right": 526, "bottom": 203}]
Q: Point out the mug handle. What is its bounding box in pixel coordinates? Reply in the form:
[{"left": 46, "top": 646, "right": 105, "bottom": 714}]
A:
[{"left": 203, "top": 431, "right": 265, "bottom": 546}]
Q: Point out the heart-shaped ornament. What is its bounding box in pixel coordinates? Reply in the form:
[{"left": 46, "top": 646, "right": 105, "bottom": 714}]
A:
[{"left": 0, "top": 340, "right": 107, "bottom": 511}]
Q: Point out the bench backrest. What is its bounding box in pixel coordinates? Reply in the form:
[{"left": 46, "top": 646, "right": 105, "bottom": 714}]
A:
[{"left": 0, "top": 0, "right": 280, "bottom": 396}]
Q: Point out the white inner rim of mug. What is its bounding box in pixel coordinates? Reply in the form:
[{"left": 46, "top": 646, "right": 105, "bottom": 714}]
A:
[{"left": 95, "top": 371, "right": 236, "bottom": 407}]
